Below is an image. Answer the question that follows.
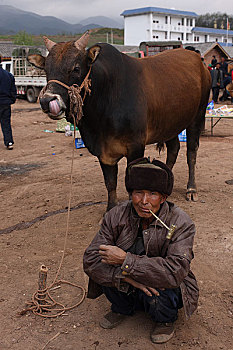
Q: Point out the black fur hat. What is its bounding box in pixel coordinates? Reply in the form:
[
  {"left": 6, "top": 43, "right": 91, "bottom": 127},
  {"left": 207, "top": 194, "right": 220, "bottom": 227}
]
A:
[{"left": 125, "top": 157, "right": 174, "bottom": 195}]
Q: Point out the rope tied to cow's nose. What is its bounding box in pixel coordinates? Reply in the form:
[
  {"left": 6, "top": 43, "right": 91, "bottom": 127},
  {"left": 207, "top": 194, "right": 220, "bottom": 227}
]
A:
[{"left": 40, "top": 67, "right": 92, "bottom": 122}]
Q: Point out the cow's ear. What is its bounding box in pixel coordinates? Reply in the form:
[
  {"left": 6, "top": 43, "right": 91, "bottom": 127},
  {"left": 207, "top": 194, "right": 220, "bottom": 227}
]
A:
[
  {"left": 87, "top": 46, "right": 100, "bottom": 64},
  {"left": 27, "top": 54, "right": 45, "bottom": 69}
]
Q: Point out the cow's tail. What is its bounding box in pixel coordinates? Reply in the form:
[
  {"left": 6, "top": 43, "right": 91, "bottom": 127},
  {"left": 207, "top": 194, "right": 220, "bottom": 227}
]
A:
[{"left": 156, "top": 142, "right": 165, "bottom": 154}]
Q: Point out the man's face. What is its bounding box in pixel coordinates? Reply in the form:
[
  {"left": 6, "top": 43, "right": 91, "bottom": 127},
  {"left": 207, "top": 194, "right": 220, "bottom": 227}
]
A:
[{"left": 131, "top": 190, "right": 166, "bottom": 218}]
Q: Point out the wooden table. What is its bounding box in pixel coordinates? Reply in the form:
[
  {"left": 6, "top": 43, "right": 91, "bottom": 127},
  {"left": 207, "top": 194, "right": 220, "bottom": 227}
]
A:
[{"left": 205, "top": 113, "right": 233, "bottom": 135}]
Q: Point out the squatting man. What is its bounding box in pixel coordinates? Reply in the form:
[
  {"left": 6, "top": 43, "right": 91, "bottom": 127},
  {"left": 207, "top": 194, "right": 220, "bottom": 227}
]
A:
[{"left": 83, "top": 157, "right": 198, "bottom": 344}]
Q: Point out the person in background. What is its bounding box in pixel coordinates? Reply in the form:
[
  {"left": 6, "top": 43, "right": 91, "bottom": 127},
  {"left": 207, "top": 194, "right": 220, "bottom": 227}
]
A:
[
  {"left": 225, "top": 68, "right": 233, "bottom": 103},
  {"left": 219, "top": 57, "right": 232, "bottom": 102},
  {"left": 211, "top": 55, "right": 217, "bottom": 67},
  {"left": 83, "top": 157, "right": 198, "bottom": 344},
  {"left": 210, "top": 62, "right": 223, "bottom": 103},
  {"left": 0, "top": 55, "right": 17, "bottom": 150},
  {"left": 219, "top": 57, "right": 228, "bottom": 77}
]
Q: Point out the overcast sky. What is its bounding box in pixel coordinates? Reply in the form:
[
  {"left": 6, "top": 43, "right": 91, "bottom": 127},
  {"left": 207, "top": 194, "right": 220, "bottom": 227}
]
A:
[{"left": 0, "top": 0, "right": 233, "bottom": 23}]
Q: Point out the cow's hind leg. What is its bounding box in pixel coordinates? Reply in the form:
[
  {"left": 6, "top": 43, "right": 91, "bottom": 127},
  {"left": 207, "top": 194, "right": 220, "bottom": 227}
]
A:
[
  {"left": 99, "top": 161, "right": 118, "bottom": 211},
  {"left": 165, "top": 136, "right": 180, "bottom": 169},
  {"left": 186, "top": 125, "right": 200, "bottom": 201}
]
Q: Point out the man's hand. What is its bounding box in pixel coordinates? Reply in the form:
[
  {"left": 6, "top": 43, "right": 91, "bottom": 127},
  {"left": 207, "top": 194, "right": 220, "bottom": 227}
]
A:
[
  {"left": 124, "top": 277, "right": 161, "bottom": 297},
  {"left": 99, "top": 245, "right": 127, "bottom": 265}
]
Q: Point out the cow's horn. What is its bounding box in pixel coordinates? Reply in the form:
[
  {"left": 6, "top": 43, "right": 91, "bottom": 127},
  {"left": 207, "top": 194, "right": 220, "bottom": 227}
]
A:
[
  {"left": 43, "top": 36, "right": 56, "bottom": 51},
  {"left": 75, "top": 31, "right": 89, "bottom": 50}
]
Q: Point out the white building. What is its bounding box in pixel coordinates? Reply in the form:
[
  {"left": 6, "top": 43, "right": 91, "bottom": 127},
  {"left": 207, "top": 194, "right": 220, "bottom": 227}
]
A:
[
  {"left": 192, "top": 27, "right": 233, "bottom": 45},
  {"left": 121, "top": 7, "right": 233, "bottom": 46}
]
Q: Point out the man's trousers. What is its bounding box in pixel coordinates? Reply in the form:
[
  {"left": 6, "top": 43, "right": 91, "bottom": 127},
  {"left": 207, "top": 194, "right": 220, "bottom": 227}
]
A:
[
  {"left": 102, "top": 286, "right": 183, "bottom": 323},
  {"left": 0, "top": 105, "right": 14, "bottom": 146}
]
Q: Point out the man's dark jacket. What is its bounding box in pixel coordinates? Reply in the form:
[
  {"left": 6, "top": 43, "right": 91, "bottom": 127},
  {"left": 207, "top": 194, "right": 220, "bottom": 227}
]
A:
[
  {"left": 210, "top": 68, "right": 224, "bottom": 88},
  {"left": 83, "top": 200, "right": 199, "bottom": 320},
  {"left": 0, "top": 66, "right": 17, "bottom": 105}
]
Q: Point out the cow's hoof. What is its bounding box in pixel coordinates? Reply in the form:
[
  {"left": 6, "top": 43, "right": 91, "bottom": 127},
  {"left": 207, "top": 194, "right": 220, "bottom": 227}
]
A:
[{"left": 186, "top": 189, "right": 198, "bottom": 202}]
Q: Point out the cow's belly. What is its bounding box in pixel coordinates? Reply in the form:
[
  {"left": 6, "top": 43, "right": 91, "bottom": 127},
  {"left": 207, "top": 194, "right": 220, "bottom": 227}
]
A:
[
  {"left": 145, "top": 103, "right": 200, "bottom": 143},
  {"left": 146, "top": 128, "right": 179, "bottom": 144}
]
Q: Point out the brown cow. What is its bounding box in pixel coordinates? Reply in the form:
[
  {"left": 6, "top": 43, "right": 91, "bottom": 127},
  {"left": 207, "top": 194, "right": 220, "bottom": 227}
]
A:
[{"left": 28, "top": 32, "right": 211, "bottom": 210}]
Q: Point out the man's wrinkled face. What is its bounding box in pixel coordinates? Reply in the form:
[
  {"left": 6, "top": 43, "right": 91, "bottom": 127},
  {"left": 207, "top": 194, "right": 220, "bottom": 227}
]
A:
[{"left": 131, "top": 190, "right": 166, "bottom": 218}]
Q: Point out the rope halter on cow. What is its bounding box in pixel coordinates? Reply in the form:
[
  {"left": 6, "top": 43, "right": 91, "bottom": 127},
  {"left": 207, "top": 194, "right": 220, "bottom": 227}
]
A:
[{"left": 39, "top": 67, "right": 92, "bottom": 123}]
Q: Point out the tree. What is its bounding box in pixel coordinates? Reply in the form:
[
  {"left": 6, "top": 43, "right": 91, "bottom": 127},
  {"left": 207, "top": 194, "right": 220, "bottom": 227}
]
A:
[
  {"left": 196, "top": 13, "right": 233, "bottom": 30},
  {"left": 13, "top": 31, "right": 34, "bottom": 45}
]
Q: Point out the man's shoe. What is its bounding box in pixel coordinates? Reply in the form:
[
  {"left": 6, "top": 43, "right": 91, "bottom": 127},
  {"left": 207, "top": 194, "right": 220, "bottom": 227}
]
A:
[
  {"left": 99, "top": 311, "right": 126, "bottom": 329},
  {"left": 150, "top": 322, "right": 174, "bottom": 344},
  {"left": 7, "top": 142, "right": 13, "bottom": 150}
]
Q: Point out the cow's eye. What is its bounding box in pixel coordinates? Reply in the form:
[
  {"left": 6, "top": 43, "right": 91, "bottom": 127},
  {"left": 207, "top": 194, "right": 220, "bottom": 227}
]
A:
[{"left": 73, "top": 66, "right": 80, "bottom": 73}]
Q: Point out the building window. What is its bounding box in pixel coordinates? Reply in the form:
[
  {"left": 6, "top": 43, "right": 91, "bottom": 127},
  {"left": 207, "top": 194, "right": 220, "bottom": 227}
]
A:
[
  {"left": 165, "top": 32, "right": 168, "bottom": 39},
  {"left": 187, "top": 18, "right": 189, "bottom": 26},
  {"left": 216, "top": 38, "right": 218, "bottom": 42},
  {"left": 182, "top": 18, "right": 184, "bottom": 25},
  {"left": 194, "top": 36, "right": 199, "bottom": 42},
  {"left": 186, "top": 33, "right": 189, "bottom": 40},
  {"left": 178, "top": 22, "right": 181, "bottom": 25},
  {"left": 190, "top": 19, "right": 193, "bottom": 26},
  {"left": 153, "top": 20, "right": 159, "bottom": 23},
  {"left": 204, "top": 35, "right": 208, "bottom": 42},
  {"left": 165, "top": 16, "right": 168, "bottom": 24},
  {"left": 224, "top": 38, "right": 227, "bottom": 43},
  {"left": 178, "top": 37, "right": 180, "bottom": 41}
]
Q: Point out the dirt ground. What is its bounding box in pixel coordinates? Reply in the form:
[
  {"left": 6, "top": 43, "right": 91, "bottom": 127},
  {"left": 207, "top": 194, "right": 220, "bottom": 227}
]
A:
[{"left": 0, "top": 99, "right": 232, "bottom": 350}]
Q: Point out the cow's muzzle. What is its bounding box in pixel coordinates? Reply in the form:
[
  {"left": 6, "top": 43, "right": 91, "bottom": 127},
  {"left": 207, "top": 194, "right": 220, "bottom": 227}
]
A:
[
  {"left": 39, "top": 93, "right": 67, "bottom": 120},
  {"left": 40, "top": 68, "right": 92, "bottom": 122}
]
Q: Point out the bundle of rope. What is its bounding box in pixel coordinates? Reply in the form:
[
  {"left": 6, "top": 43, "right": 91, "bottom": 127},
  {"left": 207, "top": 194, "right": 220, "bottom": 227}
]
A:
[
  {"left": 20, "top": 134, "right": 85, "bottom": 318},
  {"left": 20, "top": 69, "right": 92, "bottom": 318}
]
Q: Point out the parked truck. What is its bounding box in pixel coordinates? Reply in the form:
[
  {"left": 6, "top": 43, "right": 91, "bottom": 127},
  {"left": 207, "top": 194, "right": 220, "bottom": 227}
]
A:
[{"left": 1, "top": 50, "right": 46, "bottom": 103}]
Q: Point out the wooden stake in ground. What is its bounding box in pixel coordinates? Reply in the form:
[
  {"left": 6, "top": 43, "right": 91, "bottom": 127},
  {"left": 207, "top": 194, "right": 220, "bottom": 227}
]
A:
[{"left": 38, "top": 265, "right": 48, "bottom": 303}]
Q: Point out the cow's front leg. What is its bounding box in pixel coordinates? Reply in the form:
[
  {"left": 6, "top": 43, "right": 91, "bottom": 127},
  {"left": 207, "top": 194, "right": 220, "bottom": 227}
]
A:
[
  {"left": 126, "top": 144, "right": 145, "bottom": 165},
  {"left": 126, "top": 144, "right": 145, "bottom": 200},
  {"left": 99, "top": 161, "right": 118, "bottom": 211}
]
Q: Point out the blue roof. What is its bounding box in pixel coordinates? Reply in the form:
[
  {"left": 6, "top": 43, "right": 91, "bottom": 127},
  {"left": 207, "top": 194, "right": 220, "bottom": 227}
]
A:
[
  {"left": 192, "top": 27, "right": 233, "bottom": 35},
  {"left": 219, "top": 42, "right": 233, "bottom": 47},
  {"left": 121, "top": 7, "right": 198, "bottom": 17}
]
